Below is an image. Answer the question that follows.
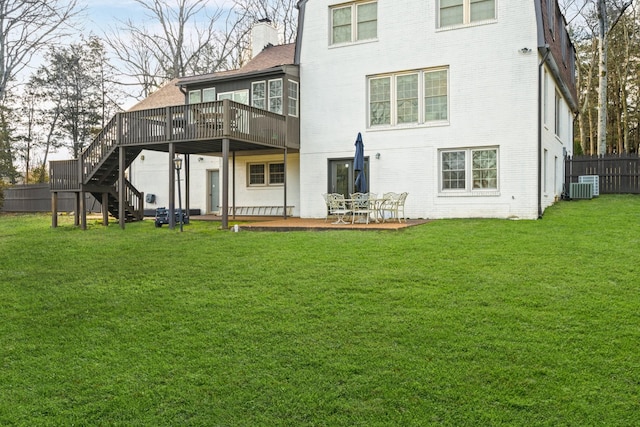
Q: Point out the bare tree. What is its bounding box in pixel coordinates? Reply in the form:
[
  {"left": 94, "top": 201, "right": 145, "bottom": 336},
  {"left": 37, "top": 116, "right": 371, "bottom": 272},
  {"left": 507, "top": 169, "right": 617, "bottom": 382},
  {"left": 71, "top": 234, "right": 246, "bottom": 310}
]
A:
[
  {"left": 0, "top": 0, "right": 82, "bottom": 104},
  {"left": 233, "top": 0, "right": 298, "bottom": 44},
  {"left": 595, "top": 0, "right": 632, "bottom": 154},
  {"left": 106, "top": 0, "right": 247, "bottom": 99}
]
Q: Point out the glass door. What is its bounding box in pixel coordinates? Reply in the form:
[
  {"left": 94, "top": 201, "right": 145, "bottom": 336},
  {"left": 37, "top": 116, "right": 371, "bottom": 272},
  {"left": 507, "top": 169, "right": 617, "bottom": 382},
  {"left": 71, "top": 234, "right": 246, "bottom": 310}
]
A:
[{"left": 328, "top": 158, "right": 369, "bottom": 197}]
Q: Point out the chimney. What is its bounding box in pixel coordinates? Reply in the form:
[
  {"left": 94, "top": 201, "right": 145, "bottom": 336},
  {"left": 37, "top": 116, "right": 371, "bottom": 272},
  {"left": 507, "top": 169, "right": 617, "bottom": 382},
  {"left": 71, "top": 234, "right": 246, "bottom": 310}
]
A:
[{"left": 251, "top": 18, "right": 279, "bottom": 59}]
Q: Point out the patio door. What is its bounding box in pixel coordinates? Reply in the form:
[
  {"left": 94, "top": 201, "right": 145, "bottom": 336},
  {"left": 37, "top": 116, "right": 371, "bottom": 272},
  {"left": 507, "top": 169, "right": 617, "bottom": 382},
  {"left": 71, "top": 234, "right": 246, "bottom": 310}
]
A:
[
  {"left": 328, "top": 158, "right": 369, "bottom": 197},
  {"left": 208, "top": 170, "right": 219, "bottom": 213}
]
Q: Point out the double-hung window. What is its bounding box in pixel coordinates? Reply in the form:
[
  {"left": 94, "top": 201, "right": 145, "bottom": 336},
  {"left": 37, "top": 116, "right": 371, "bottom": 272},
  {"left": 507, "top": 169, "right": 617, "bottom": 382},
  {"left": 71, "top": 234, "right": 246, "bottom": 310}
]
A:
[
  {"left": 331, "top": 1, "right": 377, "bottom": 45},
  {"left": 440, "top": 148, "right": 498, "bottom": 193},
  {"left": 368, "top": 68, "right": 448, "bottom": 127},
  {"left": 268, "top": 79, "right": 283, "bottom": 114},
  {"left": 288, "top": 81, "right": 299, "bottom": 117},
  {"left": 247, "top": 162, "right": 285, "bottom": 186},
  {"left": 252, "top": 79, "right": 284, "bottom": 115},
  {"left": 439, "top": 0, "right": 496, "bottom": 28}
]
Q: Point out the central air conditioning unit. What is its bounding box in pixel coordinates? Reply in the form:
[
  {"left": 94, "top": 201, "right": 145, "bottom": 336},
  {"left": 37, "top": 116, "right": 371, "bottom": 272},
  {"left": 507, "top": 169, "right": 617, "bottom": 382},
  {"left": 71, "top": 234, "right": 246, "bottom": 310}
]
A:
[
  {"left": 569, "top": 182, "right": 593, "bottom": 199},
  {"left": 578, "top": 175, "right": 599, "bottom": 196}
]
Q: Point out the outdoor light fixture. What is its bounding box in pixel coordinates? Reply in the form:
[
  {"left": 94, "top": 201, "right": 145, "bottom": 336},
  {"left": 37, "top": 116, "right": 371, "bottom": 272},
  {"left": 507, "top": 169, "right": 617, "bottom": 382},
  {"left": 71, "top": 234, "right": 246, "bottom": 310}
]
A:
[
  {"left": 375, "top": 152, "right": 381, "bottom": 159},
  {"left": 174, "top": 156, "right": 184, "bottom": 232}
]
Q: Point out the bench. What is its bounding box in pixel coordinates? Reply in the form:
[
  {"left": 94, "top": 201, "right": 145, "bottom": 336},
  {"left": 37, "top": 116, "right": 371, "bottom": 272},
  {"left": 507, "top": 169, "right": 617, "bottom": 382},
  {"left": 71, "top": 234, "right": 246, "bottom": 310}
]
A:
[{"left": 228, "top": 206, "right": 294, "bottom": 216}]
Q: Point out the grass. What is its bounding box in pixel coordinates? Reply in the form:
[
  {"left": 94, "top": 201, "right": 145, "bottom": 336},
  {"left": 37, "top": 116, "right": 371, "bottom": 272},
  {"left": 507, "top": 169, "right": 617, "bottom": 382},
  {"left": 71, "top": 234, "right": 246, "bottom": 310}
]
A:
[{"left": 0, "top": 195, "right": 639, "bottom": 426}]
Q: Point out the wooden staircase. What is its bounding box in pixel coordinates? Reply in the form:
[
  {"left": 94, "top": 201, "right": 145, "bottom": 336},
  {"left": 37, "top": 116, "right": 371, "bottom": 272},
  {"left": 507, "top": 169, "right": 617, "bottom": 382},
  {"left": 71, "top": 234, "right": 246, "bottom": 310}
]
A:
[{"left": 51, "top": 113, "right": 145, "bottom": 222}]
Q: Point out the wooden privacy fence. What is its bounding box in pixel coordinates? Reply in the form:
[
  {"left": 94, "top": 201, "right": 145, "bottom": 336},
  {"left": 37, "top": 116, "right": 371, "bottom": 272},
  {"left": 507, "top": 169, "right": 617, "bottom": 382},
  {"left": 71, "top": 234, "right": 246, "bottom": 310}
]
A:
[
  {"left": 565, "top": 154, "right": 640, "bottom": 194},
  {"left": 1, "top": 184, "right": 100, "bottom": 213}
]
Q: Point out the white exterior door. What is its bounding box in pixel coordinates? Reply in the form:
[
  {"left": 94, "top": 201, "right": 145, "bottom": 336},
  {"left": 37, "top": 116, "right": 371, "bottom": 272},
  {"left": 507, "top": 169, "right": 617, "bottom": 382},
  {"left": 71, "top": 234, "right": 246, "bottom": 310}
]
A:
[{"left": 208, "top": 170, "right": 219, "bottom": 214}]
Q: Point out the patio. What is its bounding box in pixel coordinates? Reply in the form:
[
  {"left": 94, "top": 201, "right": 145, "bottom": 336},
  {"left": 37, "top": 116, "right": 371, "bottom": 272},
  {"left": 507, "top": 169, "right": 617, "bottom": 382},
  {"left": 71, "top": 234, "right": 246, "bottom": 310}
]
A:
[{"left": 190, "top": 215, "right": 431, "bottom": 231}]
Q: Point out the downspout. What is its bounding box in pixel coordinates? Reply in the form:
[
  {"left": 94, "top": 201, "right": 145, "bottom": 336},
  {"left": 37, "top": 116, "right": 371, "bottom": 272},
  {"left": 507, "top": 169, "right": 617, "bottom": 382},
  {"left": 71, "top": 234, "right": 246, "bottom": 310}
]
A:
[{"left": 538, "top": 45, "right": 551, "bottom": 219}]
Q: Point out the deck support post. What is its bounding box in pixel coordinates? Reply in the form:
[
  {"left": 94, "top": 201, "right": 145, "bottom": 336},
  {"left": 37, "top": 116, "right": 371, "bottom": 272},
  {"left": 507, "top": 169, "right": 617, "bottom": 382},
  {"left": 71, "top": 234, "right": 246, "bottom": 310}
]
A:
[
  {"left": 51, "top": 192, "right": 58, "bottom": 228},
  {"left": 80, "top": 190, "right": 87, "bottom": 230},
  {"left": 232, "top": 151, "right": 236, "bottom": 220},
  {"left": 185, "top": 154, "right": 190, "bottom": 219},
  {"left": 74, "top": 192, "right": 80, "bottom": 226},
  {"left": 119, "top": 146, "right": 126, "bottom": 229},
  {"left": 222, "top": 138, "right": 229, "bottom": 230},
  {"left": 283, "top": 147, "right": 288, "bottom": 220},
  {"left": 102, "top": 193, "right": 109, "bottom": 226},
  {"left": 169, "top": 143, "right": 176, "bottom": 229}
]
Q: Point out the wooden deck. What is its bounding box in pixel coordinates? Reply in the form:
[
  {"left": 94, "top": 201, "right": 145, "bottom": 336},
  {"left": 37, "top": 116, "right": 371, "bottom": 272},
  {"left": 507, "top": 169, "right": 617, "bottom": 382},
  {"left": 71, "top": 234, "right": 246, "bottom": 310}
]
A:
[{"left": 191, "top": 215, "right": 431, "bottom": 231}]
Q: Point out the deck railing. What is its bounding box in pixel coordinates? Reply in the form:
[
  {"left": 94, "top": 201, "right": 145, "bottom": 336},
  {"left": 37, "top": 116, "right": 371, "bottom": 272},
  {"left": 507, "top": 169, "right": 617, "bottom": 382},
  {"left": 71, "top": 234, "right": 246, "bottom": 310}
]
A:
[
  {"left": 50, "top": 159, "right": 81, "bottom": 191},
  {"left": 119, "top": 99, "right": 289, "bottom": 149},
  {"left": 81, "top": 115, "right": 120, "bottom": 184},
  {"left": 50, "top": 100, "right": 291, "bottom": 192}
]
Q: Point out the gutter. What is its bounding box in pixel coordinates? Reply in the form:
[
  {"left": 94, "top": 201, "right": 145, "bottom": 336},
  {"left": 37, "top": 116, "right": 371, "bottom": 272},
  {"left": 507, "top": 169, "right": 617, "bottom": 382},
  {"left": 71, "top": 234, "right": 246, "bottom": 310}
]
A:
[{"left": 538, "top": 45, "right": 551, "bottom": 219}]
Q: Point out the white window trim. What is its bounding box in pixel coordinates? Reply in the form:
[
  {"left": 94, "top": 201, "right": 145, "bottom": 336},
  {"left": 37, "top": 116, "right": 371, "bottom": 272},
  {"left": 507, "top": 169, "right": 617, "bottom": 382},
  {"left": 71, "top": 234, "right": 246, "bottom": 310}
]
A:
[
  {"left": 247, "top": 162, "right": 285, "bottom": 187},
  {"left": 251, "top": 81, "right": 266, "bottom": 110},
  {"left": 438, "top": 147, "right": 500, "bottom": 196},
  {"left": 218, "top": 89, "right": 249, "bottom": 105},
  {"left": 437, "top": 0, "right": 498, "bottom": 31},
  {"left": 367, "top": 67, "right": 449, "bottom": 129},
  {"left": 330, "top": 1, "right": 378, "bottom": 46},
  {"left": 268, "top": 78, "right": 283, "bottom": 115},
  {"left": 288, "top": 81, "right": 299, "bottom": 118}
]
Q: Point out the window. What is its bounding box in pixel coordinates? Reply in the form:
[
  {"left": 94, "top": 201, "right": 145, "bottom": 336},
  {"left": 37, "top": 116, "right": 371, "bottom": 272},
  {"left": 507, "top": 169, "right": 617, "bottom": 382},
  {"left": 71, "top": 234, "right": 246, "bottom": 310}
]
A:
[
  {"left": 268, "top": 79, "right": 283, "bottom": 114},
  {"left": 189, "top": 88, "right": 216, "bottom": 103},
  {"left": 439, "top": 0, "right": 495, "bottom": 28},
  {"left": 203, "top": 88, "right": 216, "bottom": 102},
  {"left": 269, "top": 163, "right": 285, "bottom": 184},
  {"left": 368, "top": 68, "right": 448, "bottom": 127},
  {"left": 288, "top": 81, "right": 299, "bottom": 117},
  {"left": 248, "top": 162, "right": 285, "bottom": 186},
  {"left": 441, "top": 148, "right": 498, "bottom": 192},
  {"left": 249, "top": 164, "right": 265, "bottom": 185},
  {"left": 252, "top": 82, "right": 266, "bottom": 109},
  {"left": 189, "top": 90, "right": 201, "bottom": 104},
  {"left": 554, "top": 91, "right": 561, "bottom": 137},
  {"left": 543, "top": 70, "right": 549, "bottom": 125},
  {"left": 218, "top": 89, "right": 249, "bottom": 105},
  {"left": 252, "top": 79, "right": 296, "bottom": 116},
  {"left": 331, "top": 1, "right": 377, "bottom": 45}
]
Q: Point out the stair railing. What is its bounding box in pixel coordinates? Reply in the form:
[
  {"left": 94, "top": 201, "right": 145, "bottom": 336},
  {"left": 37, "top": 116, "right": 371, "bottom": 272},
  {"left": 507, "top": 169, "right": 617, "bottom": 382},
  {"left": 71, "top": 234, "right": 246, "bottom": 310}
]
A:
[
  {"left": 81, "top": 114, "right": 120, "bottom": 184},
  {"left": 113, "top": 178, "right": 144, "bottom": 220}
]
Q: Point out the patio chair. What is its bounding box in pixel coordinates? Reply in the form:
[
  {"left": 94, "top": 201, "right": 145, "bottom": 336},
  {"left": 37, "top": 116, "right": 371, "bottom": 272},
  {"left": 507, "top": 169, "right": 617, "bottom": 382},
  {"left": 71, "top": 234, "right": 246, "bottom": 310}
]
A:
[
  {"left": 322, "top": 193, "right": 333, "bottom": 222},
  {"left": 396, "top": 192, "right": 408, "bottom": 223},
  {"left": 349, "top": 192, "right": 375, "bottom": 224},
  {"left": 380, "top": 192, "right": 401, "bottom": 223},
  {"left": 327, "top": 193, "right": 352, "bottom": 224}
]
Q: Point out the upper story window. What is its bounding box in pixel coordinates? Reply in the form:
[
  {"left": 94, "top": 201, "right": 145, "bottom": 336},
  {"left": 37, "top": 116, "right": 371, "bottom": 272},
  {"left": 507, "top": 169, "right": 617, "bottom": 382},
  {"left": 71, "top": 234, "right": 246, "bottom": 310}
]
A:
[
  {"left": 368, "top": 68, "right": 448, "bottom": 128},
  {"left": 439, "top": 0, "right": 496, "bottom": 28},
  {"left": 218, "top": 89, "right": 249, "bottom": 105},
  {"left": 188, "top": 88, "right": 216, "bottom": 104},
  {"left": 331, "top": 1, "right": 377, "bottom": 45},
  {"left": 288, "top": 81, "right": 299, "bottom": 117},
  {"left": 252, "top": 79, "right": 285, "bottom": 115}
]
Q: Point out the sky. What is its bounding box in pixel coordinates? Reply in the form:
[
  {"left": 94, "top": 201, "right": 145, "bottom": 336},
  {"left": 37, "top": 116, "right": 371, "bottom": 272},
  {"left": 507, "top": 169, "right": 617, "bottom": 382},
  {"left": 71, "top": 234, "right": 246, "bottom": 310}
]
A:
[{"left": 39, "top": 0, "right": 237, "bottom": 162}]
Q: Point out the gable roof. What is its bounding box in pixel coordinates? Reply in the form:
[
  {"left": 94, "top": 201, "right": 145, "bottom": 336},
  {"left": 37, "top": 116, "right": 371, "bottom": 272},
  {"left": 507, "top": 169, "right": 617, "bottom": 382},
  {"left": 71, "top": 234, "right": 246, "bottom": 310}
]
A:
[
  {"left": 126, "top": 43, "right": 297, "bottom": 111},
  {"left": 127, "top": 78, "right": 184, "bottom": 112},
  {"left": 177, "top": 43, "right": 296, "bottom": 86}
]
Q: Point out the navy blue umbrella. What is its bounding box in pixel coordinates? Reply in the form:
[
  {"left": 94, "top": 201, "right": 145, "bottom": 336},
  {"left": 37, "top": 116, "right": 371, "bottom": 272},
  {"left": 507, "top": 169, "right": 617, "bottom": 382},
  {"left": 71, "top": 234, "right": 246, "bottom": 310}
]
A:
[{"left": 354, "top": 132, "right": 367, "bottom": 193}]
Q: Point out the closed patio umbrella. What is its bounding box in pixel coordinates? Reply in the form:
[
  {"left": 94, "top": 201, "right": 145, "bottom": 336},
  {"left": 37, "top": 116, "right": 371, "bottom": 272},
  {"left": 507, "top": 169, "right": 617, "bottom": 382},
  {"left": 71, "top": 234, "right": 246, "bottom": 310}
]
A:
[{"left": 354, "top": 132, "right": 367, "bottom": 193}]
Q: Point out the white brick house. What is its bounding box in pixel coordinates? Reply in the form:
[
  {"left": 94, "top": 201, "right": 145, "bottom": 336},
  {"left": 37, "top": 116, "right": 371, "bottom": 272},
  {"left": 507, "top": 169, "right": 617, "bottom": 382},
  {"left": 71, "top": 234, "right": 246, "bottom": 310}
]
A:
[
  {"left": 67, "top": 1, "right": 576, "bottom": 224},
  {"left": 295, "top": 0, "right": 577, "bottom": 219}
]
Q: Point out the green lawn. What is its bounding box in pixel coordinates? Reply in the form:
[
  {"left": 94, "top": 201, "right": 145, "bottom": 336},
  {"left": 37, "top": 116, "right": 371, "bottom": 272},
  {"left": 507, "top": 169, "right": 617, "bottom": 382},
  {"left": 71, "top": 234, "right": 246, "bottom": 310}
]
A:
[{"left": 1, "top": 196, "right": 639, "bottom": 426}]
